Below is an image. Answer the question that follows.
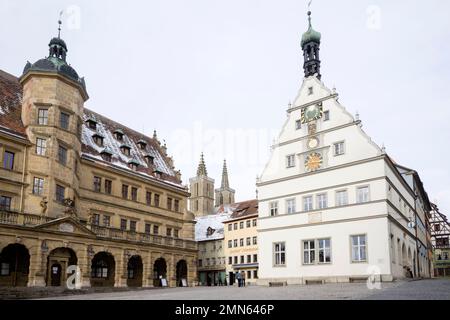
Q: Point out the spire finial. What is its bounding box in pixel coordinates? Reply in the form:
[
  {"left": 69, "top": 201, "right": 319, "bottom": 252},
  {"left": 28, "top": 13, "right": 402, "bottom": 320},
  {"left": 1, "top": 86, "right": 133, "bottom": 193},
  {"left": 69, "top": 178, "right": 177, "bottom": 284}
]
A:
[
  {"left": 58, "top": 10, "right": 63, "bottom": 39},
  {"left": 221, "top": 159, "right": 230, "bottom": 189},
  {"left": 307, "top": 1, "right": 312, "bottom": 27},
  {"left": 197, "top": 153, "right": 208, "bottom": 177}
]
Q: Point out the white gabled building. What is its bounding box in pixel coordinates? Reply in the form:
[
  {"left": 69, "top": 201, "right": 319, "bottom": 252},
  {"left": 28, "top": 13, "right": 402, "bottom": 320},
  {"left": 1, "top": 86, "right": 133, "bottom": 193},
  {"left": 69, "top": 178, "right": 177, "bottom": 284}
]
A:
[{"left": 256, "top": 11, "right": 432, "bottom": 285}]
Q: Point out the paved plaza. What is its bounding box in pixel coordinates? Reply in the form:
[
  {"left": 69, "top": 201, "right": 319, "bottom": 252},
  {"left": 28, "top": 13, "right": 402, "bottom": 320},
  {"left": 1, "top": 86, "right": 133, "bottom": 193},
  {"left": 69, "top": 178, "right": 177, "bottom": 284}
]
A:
[{"left": 36, "top": 279, "right": 450, "bottom": 300}]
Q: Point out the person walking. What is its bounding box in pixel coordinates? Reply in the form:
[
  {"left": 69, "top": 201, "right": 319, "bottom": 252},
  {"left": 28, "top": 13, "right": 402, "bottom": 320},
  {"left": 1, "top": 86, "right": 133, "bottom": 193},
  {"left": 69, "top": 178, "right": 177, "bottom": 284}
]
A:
[
  {"left": 236, "top": 271, "right": 242, "bottom": 287},
  {"left": 241, "top": 271, "right": 246, "bottom": 287}
]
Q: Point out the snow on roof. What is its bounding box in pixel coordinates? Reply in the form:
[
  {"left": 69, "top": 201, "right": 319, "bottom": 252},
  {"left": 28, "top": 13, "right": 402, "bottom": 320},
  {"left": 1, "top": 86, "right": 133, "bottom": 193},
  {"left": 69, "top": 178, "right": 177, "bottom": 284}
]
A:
[{"left": 195, "top": 212, "right": 231, "bottom": 242}]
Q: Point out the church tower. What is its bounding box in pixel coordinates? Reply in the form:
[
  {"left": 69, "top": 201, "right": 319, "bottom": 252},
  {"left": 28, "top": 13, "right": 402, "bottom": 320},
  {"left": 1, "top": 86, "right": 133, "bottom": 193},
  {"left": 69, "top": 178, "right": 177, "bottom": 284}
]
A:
[
  {"left": 189, "top": 153, "right": 215, "bottom": 217},
  {"left": 301, "top": 11, "right": 322, "bottom": 79},
  {"left": 215, "top": 160, "right": 235, "bottom": 207},
  {"left": 19, "top": 19, "right": 88, "bottom": 217}
]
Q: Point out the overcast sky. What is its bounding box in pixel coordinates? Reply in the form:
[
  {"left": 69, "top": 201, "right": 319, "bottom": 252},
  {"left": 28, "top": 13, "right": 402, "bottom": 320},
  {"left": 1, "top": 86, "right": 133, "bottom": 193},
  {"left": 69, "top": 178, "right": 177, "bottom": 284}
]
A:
[{"left": 1, "top": 0, "right": 449, "bottom": 217}]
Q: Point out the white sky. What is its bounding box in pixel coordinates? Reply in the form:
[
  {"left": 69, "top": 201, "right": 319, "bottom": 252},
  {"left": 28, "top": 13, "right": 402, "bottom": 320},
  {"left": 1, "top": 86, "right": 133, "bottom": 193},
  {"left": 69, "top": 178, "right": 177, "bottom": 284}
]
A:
[{"left": 1, "top": 0, "right": 449, "bottom": 217}]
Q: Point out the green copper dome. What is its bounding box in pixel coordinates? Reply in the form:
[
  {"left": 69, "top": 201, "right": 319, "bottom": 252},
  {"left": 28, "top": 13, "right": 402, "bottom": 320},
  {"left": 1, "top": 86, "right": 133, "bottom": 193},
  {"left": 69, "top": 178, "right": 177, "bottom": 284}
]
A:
[{"left": 301, "top": 11, "right": 321, "bottom": 47}]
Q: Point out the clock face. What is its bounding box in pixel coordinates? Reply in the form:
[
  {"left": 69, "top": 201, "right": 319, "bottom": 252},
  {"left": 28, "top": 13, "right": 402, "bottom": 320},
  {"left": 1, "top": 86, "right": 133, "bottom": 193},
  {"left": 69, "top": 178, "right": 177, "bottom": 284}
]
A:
[
  {"left": 305, "top": 152, "right": 323, "bottom": 172},
  {"left": 307, "top": 137, "right": 319, "bottom": 149},
  {"left": 301, "top": 104, "right": 323, "bottom": 123}
]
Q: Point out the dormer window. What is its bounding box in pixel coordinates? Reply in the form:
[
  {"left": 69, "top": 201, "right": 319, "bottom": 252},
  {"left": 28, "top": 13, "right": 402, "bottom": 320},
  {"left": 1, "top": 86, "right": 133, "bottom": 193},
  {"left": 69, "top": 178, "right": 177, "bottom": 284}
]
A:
[
  {"left": 128, "top": 160, "right": 139, "bottom": 171},
  {"left": 120, "top": 145, "right": 131, "bottom": 156},
  {"left": 144, "top": 155, "right": 154, "bottom": 165},
  {"left": 92, "top": 133, "right": 104, "bottom": 147},
  {"left": 114, "top": 129, "right": 124, "bottom": 141},
  {"left": 137, "top": 139, "right": 147, "bottom": 150},
  {"left": 86, "top": 119, "right": 97, "bottom": 130},
  {"left": 153, "top": 170, "right": 163, "bottom": 179},
  {"left": 101, "top": 149, "right": 113, "bottom": 162}
]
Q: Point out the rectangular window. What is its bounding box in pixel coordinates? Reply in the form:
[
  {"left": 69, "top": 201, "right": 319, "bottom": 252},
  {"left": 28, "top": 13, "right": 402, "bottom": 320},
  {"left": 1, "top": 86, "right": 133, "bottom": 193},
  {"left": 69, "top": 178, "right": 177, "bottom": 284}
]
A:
[
  {"left": 286, "top": 198, "right": 296, "bottom": 214},
  {"left": 104, "top": 180, "right": 112, "bottom": 195},
  {"left": 234, "top": 256, "right": 238, "bottom": 265},
  {"left": 131, "top": 187, "right": 138, "bottom": 201},
  {"left": 154, "top": 194, "right": 160, "bottom": 207},
  {"left": 240, "top": 256, "right": 245, "bottom": 264},
  {"left": 270, "top": 201, "right": 278, "bottom": 216},
  {"left": 228, "top": 224, "right": 232, "bottom": 232},
  {"left": 247, "top": 255, "right": 252, "bottom": 263},
  {"left": 253, "top": 254, "right": 258, "bottom": 263},
  {"left": 336, "top": 190, "right": 348, "bottom": 206},
  {"left": 122, "top": 185, "right": 128, "bottom": 199},
  {"left": 253, "top": 270, "right": 258, "bottom": 279},
  {"left": 58, "top": 145, "right": 67, "bottom": 165},
  {"left": 0, "top": 262, "right": 9, "bottom": 276},
  {"left": 274, "top": 242, "right": 286, "bottom": 266},
  {"left": 103, "top": 215, "right": 110, "bottom": 227},
  {"left": 166, "top": 228, "right": 172, "bottom": 237},
  {"left": 93, "top": 176, "right": 102, "bottom": 192},
  {"left": 303, "top": 240, "right": 315, "bottom": 265},
  {"left": 233, "top": 239, "right": 238, "bottom": 247},
  {"left": 253, "top": 236, "right": 257, "bottom": 245},
  {"left": 130, "top": 221, "right": 137, "bottom": 232},
  {"left": 37, "top": 109, "right": 48, "bottom": 125},
  {"left": 286, "top": 155, "right": 296, "bottom": 168},
  {"left": 167, "top": 197, "right": 173, "bottom": 210},
  {"left": 174, "top": 199, "right": 180, "bottom": 212},
  {"left": 334, "top": 141, "right": 345, "bottom": 156},
  {"left": 317, "top": 193, "right": 328, "bottom": 209},
  {"left": 33, "top": 177, "right": 44, "bottom": 195},
  {"left": 246, "top": 220, "right": 251, "bottom": 228},
  {"left": 3, "top": 151, "right": 14, "bottom": 170},
  {"left": 228, "top": 257, "right": 232, "bottom": 265},
  {"left": 295, "top": 120, "right": 302, "bottom": 130},
  {"left": 55, "top": 185, "right": 65, "bottom": 203},
  {"left": 92, "top": 214, "right": 100, "bottom": 226},
  {"left": 253, "top": 219, "right": 257, "bottom": 227},
  {"left": 351, "top": 235, "right": 367, "bottom": 262},
  {"left": 233, "top": 223, "right": 238, "bottom": 230},
  {"left": 303, "top": 196, "right": 313, "bottom": 212},
  {"left": 198, "top": 260, "right": 203, "bottom": 267},
  {"left": 120, "top": 219, "right": 127, "bottom": 231},
  {"left": 240, "top": 221, "right": 244, "bottom": 229},
  {"left": 318, "top": 239, "right": 331, "bottom": 264},
  {"left": 60, "top": 112, "right": 70, "bottom": 130},
  {"left": 324, "top": 110, "right": 330, "bottom": 121},
  {"left": 153, "top": 225, "right": 159, "bottom": 235},
  {"left": 246, "top": 237, "right": 251, "bottom": 246},
  {"left": 357, "top": 186, "right": 370, "bottom": 203},
  {"left": 0, "top": 196, "right": 12, "bottom": 211},
  {"left": 228, "top": 240, "right": 232, "bottom": 248},
  {"left": 146, "top": 192, "right": 152, "bottom": 205},
  {"left": 36, "top": 138, "right": 47, "bottom": 156},
  {"left": 240, "top": 238, "right": 244, "bottom": 247},
  {"left": 145, "top": 223, "right": 151, "bottom": 234}
]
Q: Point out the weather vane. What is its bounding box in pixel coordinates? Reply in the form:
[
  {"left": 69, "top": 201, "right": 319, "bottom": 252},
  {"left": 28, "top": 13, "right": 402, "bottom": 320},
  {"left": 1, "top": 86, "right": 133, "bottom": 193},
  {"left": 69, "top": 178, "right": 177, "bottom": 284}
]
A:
[{"left": 58, "top": 10, "right": 63, "bottom": 38}]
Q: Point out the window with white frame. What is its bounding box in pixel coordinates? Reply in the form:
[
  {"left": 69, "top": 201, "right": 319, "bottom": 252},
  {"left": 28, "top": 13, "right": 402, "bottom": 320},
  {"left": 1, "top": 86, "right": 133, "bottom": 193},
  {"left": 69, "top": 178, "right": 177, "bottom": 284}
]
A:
[
  {"left": 269, "top": 201, "right": 278, "bottom": 216},
  {"left": 37, "top": 109, "right": 48, "bottom": 125},
  {"left": 317, "top": 193, "right": 328, "bottom": 209},
  {"left": 286, "top": 155, "right": 296, "bottom": 168},
  {"left": 303, "top": 240, "right": 315, "bottom": 265},
  {"left": 351, "top": 235, "right": 367, "bottom": 262},
  {"left": 318, "top": 239, "right": 331, "bottom": 263},
  {"left": 274, "top": 242, "right": 286, "bottom": 266},
  {"left": 357, "top": 186, "right": 370, "bottom": 203},
  {"left": 33, "top": 177, "right": 44, "bottom": 195},
  {"left": 333, "top": 141, "right": 345, "bottom": 156},
  {"left": 36, "top": 138, "right": 47, "bottom": 156},
  {"left": 303, "top": 196, "right": 313, "bottom": 212},
  {"left": 286, "top": 198, "right": 296, "bottom": 214},
  {"left": 336, "top": 190, "right": 348, "bottom": 206}
]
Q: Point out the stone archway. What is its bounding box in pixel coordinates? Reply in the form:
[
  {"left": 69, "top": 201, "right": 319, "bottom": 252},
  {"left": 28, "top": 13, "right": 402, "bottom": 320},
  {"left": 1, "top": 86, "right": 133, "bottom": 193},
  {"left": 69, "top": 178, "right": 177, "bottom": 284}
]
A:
[
  {"left": 0, "top": 244, "right": 30, "bottom": 287},
  {"left": 91, "top": 252, "right": 115, "bottom": 287},
  {"left": 153, "top": 258, "right": 167, "bottom": 287},
  {"left": 176, "top": 260, "right": 188, "bottom": 287},
  {"left": 127, "top": 255, "right": 143, "bottom": 287},
  {"left": 46, "top": 247, "right": 77, "bottom": 287}
]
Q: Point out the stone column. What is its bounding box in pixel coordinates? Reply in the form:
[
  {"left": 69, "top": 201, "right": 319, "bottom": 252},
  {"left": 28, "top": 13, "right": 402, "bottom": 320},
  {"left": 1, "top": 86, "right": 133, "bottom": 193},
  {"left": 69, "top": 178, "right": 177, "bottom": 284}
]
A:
[
  {"left": 78, "top": 247, "right": 92, "bottom": 288},
  {"left": 168, "top": 254, "right": 176, "bottom": 288},
  {"left": 114, "top": 250, "right": 127, "bottom": 288},
  {"left": 188, "top": 256, "right": 197, "bottom": 287},
  {"left": 27, "top": 241, "right": 46, "bottom": 287},
  {"left": 142, "top": 251, "right": 153, "bottom": 288}
]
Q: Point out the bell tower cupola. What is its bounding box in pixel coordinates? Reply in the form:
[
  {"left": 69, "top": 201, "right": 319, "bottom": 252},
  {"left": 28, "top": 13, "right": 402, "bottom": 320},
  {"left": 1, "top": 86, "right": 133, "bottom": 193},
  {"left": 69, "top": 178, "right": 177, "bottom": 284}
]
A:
[{"left": 301, "top": 10, "right": 322, "bottom": 79}]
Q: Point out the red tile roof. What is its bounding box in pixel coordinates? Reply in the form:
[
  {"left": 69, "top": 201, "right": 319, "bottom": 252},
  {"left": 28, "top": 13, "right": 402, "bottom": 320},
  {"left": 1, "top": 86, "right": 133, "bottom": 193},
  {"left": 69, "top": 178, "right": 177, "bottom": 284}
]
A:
[
  {"left": 0, "top": 69, "right": 182, "bottom": 186},
  {"left": 217, "top": 199, "right": 259, "bottom": 221}
]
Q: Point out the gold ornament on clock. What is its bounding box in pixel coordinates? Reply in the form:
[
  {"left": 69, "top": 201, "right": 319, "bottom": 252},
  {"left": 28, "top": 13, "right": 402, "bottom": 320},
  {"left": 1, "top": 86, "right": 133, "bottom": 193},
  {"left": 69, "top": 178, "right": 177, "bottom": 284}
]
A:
[{"left": 305, "top": 152, "right": 323, "bottom": 172}]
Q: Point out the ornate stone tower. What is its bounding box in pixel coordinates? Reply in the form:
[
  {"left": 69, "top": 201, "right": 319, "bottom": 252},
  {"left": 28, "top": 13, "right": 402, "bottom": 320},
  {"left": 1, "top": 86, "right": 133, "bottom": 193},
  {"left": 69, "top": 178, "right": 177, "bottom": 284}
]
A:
[
  {"left": 19, "top": 21, "right": 88, "bottom": 217},
  {"left": 215, "top": 160, "right": 235, "bottom": 207},
  {"left": 189, "top": 153, "right": 215, "bottom": 217},
  {"left": 301, "top": 11, "right": 322, "bottom": 79}
]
